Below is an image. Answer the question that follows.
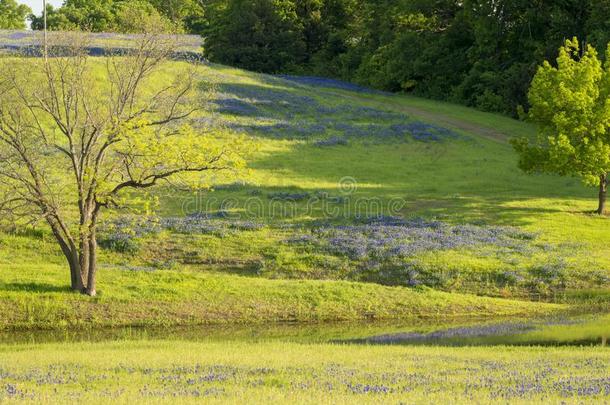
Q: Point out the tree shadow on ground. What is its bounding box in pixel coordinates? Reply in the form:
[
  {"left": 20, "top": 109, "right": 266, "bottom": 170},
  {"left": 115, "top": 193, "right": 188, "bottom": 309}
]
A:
[
  {"left": 240, "top": 139, "right": 596, "bottom": 227},
  {"left": 210, "top": 82, "right": 413, "bottom": 142},
  {"left": 156, "top": 181, "right": 598, "bottom": 228},
  {"left": 0, "top": 282, "right": 71, "bottom": 293},
  {"left": 400, "top": 197, "right": 581, "bottom": 227}
]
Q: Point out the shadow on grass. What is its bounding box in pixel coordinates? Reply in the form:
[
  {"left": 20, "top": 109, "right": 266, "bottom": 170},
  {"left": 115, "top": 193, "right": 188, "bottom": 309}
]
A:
[
  {"left": 402, "top": 197, "right": 572, "bottom": 226},
  {"left": 160, "top": 183, "right": 587, "bottom": 227},
  {"left": 0, "top": 282, "right": 71, "bottom": 294}
]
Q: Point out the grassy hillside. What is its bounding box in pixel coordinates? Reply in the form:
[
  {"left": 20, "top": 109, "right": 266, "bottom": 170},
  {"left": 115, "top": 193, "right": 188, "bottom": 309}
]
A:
[
  {"left": 0, "top": 58, "right": 608, "bottom": 328},
  {"left": 0, "top": 254, "right": 560, "bottom": 330},
  {"left": 112, "top": 64, "right": 608, "bottom": 294},
  {"left": 0, "top": 30, "right": 202, "bottom": 53}
]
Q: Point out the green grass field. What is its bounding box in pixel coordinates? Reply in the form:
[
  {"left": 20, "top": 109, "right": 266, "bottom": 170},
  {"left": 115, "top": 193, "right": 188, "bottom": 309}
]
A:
[
  {"left": 0, "top": 232, "right": 562, "bottom": 329},
  {"left": 0, "top": 59, "right": 609, "bottom": 329},
  {"left": 0, "top": 340, "right": 608, "bottom": 403},
  {"left": 1, "top": 45, "right": 609, "bottom": 405},
  {"left": 140, "top": 64, "right": 610, "bottom": 296}
]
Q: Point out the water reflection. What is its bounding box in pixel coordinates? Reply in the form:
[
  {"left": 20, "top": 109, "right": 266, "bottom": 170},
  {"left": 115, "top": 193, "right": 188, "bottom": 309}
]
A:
[
  {"left": 1, "top": 314, "right": 608, "bottom": 347},
  {"left": 343, "top": 314, "right": 610, "bottom": 347}
]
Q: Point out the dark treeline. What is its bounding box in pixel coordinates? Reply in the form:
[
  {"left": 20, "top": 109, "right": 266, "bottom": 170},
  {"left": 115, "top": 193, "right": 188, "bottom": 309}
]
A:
[{"left": 30, "top": 0, "right": 610, "bottom": 116}]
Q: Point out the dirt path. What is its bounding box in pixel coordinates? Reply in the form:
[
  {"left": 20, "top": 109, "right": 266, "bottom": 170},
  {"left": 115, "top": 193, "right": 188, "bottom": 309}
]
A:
[
  {"left": 388, "top": 103, "right": 510, "bottom": 144},
  {"left": 324, "top": 89, "right": 512, "bottom": 144}
]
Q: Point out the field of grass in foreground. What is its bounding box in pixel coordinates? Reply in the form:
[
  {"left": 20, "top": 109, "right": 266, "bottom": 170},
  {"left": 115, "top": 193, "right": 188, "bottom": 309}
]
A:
[{"left": 0, "top": 340, "right": 608, "bottom": 404}]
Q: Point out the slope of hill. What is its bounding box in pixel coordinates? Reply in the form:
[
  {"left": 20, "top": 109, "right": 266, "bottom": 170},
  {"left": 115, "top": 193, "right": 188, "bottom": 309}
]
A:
[
  {"left": 125, "top": 63, "right": 608, "bottom": 296},
  {"left": 0, "top": 30, "right": 202, "bottom": 52},
  {"left": 0, "top": 55, "right": 608, "bottom": 329}
]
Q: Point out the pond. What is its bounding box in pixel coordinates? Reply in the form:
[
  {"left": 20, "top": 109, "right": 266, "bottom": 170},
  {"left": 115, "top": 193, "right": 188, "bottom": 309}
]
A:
[
  {"left": 342, "top": 314, "right": 609, "bottom": 347},
  {"left": 1, "top": 313, "right": 608, "bottom": 347}
]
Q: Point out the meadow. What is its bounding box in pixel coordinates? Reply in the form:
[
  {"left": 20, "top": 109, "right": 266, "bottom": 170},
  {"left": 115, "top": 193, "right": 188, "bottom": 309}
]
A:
[
  {"left": 0, "top": 30, "right": 202, "bottom": 53},
  {"left": 121, "top": 64, "right": 610, "bottom": 298},
  {"left": 0, "top": 56, "right": 609, "bottom": 329},
  {"left": 1, "top": 312, "right": 608, "bottom": 403},
  {"left": 0, "top": 339, "right": 608, "bottom": 404},
  {"left": 0, "top": 32, "right": 609, "bottom": 405}
]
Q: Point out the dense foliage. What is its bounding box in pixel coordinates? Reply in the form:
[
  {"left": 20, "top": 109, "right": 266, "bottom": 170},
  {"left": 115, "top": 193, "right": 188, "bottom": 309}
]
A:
[
  {"left": 0, "top": 0, "right": 31, "bottom": 29},
  {"left": 203, "top": 0, "right": 305, "bottom": 73},
  {"left": 29, "top": 0, "right": 177, "bottom": 33},
  {"left": 0, "top": 35, "right": 245, "bottom": 295},
  {"left": 512, "top": 39, "right": 610, "bottom": 215},
  {"left": 30, "top": 0, "right": 610, "bottom": 116}
]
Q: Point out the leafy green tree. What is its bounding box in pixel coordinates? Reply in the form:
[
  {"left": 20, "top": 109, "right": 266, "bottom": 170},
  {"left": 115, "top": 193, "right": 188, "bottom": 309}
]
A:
[
  {"left": 0, "top": 0, "right": 31, "bottom": 29},
  {"left": 0, "top": 34, "right": 245, "bottom": 295},
  {"left": 29, "top": 5, "right": 75, "bottom": 31},
  {"left": 30, "top": 0, "right": 175, "bottom": 33},
  {"left": 306, "top": 0, "right": 355, "bottom": 76},
  {"left": 294, "top": 0, "right": 325, "bottom": 60},
  {"left": 148, "top": 0, "right": 203, "bottom": 28},
  {"left": 113, "top": 0, "right": 175, "bottom": 33},
  {"left": 203, "top": 0, "right": 306, "bottom": 73},
  {"left": 56, "top": 0, "right": 117, "bottom": 31},
  {"left": 588, "top": 1, "right": 610, "bottom": 52},
  {"left": 29, "top": 0, "right": 116, "bottom": 31},
  {"left": 349, "top": 0, "right": 469, "bottom": 95},
  {"left": 512, "top": 39, "right": 610, "bottom": 215}
]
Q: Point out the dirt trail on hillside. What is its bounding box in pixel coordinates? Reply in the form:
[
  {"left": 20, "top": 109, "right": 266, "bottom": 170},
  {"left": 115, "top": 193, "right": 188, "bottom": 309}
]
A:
[
  {"left": 391, "top": 104, "right": 510, "bottom": 143},
  {"left": 332, "top": 90, "right": 512, "bottom": 144}
]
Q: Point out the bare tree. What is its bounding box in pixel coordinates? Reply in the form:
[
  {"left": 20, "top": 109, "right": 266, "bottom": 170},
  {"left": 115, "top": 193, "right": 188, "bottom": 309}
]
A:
[{"left": 0, "top": 33, "right": 243, "bottom": 296}]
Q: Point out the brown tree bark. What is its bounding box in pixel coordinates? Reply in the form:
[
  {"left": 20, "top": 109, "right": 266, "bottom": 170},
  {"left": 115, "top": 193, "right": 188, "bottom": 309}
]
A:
[
  {"left": 86, "top": 231, "right": 98, "bottom": 297},
  {"left": 598, "top": 174, "right": 608, "bottom": 215},
  {"left": 85, "top": 206, "right": 100, "bottom": 296},
  {"left": 79, "top": 236, "right": 90, "bottom": 287},
  {"left": 46, "top": 217, "right": 84, "bottom": 291},
  {"left": 69, "top": 252, "right": 84, "bottom": 291}
]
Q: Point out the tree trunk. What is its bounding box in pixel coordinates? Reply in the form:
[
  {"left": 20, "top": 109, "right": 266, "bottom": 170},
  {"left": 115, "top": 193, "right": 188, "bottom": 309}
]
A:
[
  {"left": 85, "top": 207, "right": 100, "bottom": 297},
  {"left": 85, "top": 231, "right": 98, "bottom": 297},
  {"left": 57, "top": 247, "right": 84, "bottom": 292},
  {"left": 598, "top": 174, "right": 608, "bottom": 215},
  {"left": 69, "top": 252, "right": 85, "bottom": 291},
  {"left": 46, "top": 217, "right": 84, "bottom": 291},
  {"left": 47, "top": 203, "right": 100, "bottom": 295},
  {"left": 79, "top": 236, "right": 90, "bottom": 287}
]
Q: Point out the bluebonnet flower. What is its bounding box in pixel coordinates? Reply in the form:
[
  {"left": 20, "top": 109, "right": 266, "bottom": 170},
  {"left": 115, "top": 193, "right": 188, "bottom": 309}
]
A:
[
  {"left": 213, "top": 98, "right": 260, "bottom": 116},
  {"left": 314, "top": 137, "right": 348, "bottom": 147},
  {"left": 275, "top": 75, "right": 385, "bottom": 94},
  {"left": 267, "top": 192, "right": 310, "bottom": 201}
]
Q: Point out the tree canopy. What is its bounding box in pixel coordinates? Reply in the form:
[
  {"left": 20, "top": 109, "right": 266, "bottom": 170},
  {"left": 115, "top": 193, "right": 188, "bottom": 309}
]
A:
[
  {"left": 0, "top": 0, "right": 31, "bottom": 29},
  {"left": 29, "top": 0, "right": 175, "bottom": 33},
  {"left": 512, "top": 39, "right": 610, "bottom": 215},
  {"left": 204, "top": 0, "right": 306, "bottom": 73},
  {"left": 0, "top": 34, "right": 245, "bottom": 295},
  {"left": 26, "top": 0, "right": 610, "bottom": 116}
]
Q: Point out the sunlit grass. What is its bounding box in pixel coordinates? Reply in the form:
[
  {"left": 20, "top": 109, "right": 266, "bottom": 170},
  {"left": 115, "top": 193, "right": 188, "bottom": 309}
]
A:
[
  {"left": 0, "top": 59, "right": 608, "bottom": 328},
  {"left": 0, "top": 340, "right": 608, "bottom": 403},
  {"left": 0, "top": 253, "right": 561, "bottom": 330}
]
